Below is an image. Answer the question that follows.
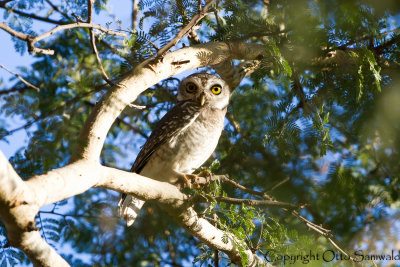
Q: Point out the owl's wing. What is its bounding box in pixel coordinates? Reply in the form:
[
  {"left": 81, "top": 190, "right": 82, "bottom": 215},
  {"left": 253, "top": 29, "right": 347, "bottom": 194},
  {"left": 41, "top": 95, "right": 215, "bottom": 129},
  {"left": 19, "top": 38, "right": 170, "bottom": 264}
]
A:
[{"left": 131, "top": 99, "right": 203, "bottom": 173}]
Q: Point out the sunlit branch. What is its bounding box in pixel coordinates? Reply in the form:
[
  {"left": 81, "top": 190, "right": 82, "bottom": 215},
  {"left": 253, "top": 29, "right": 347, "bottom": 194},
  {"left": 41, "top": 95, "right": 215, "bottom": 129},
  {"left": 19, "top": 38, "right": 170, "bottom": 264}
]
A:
[
  {"left": 0, "top": 22, "right": 126, "bottom": 55},
  {"left": 0, "top": 151, "right": 268, "bottom": 266},
  {"left": 0, "top": 64, "right": 40, "bottom": 92}
]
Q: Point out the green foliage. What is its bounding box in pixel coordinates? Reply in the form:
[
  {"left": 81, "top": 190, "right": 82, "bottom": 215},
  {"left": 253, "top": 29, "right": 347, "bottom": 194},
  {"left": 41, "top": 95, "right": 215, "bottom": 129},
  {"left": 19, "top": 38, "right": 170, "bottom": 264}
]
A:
[{"left": 1, "top": 0, "right": 400, "bottom": 265}]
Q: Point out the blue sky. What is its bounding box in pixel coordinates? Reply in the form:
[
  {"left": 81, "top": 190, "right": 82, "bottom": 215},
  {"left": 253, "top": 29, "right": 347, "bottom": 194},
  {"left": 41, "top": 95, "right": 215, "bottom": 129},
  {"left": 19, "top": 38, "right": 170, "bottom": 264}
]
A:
[{"left": 0, "top": 0, "right": 133, "bottom": 158}]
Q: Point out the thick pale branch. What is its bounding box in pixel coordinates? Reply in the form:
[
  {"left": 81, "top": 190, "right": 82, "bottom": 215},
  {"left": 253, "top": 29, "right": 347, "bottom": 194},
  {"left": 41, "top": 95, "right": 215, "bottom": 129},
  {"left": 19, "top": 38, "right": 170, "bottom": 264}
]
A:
[
  {"left": 73, "top": 41, "right": 266, "bottom": 161},
  {"left": 0, "top": 152, "right": 69, "bottom": 266},
  {"left": 0, "top": 151, "right": 267, "bottom": 266}
]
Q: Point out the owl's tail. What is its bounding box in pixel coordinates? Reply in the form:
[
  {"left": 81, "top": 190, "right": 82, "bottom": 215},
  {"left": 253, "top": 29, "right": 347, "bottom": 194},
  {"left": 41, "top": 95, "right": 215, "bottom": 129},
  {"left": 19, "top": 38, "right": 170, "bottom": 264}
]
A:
[{"left": 118, "top": 194, "right": 145, "bottom": 227}]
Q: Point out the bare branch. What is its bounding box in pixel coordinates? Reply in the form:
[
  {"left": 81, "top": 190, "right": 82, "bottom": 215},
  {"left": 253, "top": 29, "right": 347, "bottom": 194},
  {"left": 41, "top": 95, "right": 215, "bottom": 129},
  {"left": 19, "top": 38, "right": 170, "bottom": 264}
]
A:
[
  {"left": 132, "top": 0, "right": 138, "bottom": 31},
  {"left": 0, "top": 86, "right": 32, "bottom": 95},
  {"left": 0, "top": 86, "right": 104, "bottom": 139},
  {"left": 0, "top": 64, "right": 40, "bottom": 92},
  {"left": 0, "top": 2, "right": 69, "bottom": 25},
  {"left": 218, "top": 174, "right": 355, "bottom": 261},
  {"left": 0, "top": 151, "right": 268, "bottom": 266},
  {"left": 156, "top": 0, "right": 214, "bottom": 56},
  {"left": 0, "top": 22, "right": 126, "bottom": 55},
  {"left": 137, "top": 0, "right": 215, "bottom": 69},
  {"left": 86, "top": 0, "right": 113, "bottom": 85},
  {"left": 192, "top": 194, "right": 298, "bottom": 209}
]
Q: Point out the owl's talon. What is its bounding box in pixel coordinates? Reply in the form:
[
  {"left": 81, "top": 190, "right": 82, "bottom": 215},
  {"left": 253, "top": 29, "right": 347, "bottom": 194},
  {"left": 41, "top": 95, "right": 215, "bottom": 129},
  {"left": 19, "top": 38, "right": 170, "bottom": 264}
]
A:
[{"left": 176, "top": 173, "right": 196, "bottom": 189}]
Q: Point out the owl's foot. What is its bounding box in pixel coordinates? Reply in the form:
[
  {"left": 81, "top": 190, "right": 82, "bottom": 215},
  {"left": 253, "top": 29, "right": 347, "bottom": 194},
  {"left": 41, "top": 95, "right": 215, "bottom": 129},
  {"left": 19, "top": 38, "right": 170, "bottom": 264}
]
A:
[{"left": 176, "top": 170, "right": 213, "bottom": 189}]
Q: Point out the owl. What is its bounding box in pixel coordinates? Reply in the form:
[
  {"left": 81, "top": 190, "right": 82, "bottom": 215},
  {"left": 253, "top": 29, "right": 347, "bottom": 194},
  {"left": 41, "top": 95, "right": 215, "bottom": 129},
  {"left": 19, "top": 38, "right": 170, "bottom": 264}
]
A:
[{"left": 119, "top": 73, "right": 230, "bottom": 226}]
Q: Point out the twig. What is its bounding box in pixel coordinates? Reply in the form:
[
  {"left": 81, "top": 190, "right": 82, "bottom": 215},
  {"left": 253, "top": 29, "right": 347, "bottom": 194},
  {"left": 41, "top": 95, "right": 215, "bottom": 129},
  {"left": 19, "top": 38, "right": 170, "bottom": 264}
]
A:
[
  {"left": 216, "top": 175, "right": 355, "bottom": 260},
  {"left": 0, "top": 86, "right": 32, "bottom": 95},
  {"left": 83, "top": 101, "right": 149, "bottom": 139},
  {"left": 0, "top": 64, "right": 40, "bottom": 91},
  {"left": 0, "top": 22, "right": 126, "bottom": 55},
  {"left": 87, "top": 0, "right": 113, "bottom": 85},
  {"left": 214, "top": 196, "right": 298, "bottom": 209},
  {"left": 38, "top": 212, "right": 48, "bottom": 243},
  {"left": 0, "top": 0, "right": 13, "bottom": 6},
  {"left": 264, "top": 177, "right": 290, "bottom": 192},
  {"left": 335, "top": 26, "right": 400, "bottom": 52},
  {"left": 156, "top": 0, "right": 214, "bottom": 56},
  {"left": 214, "top": 8, "right": 222, "bottom": 41},
  {"left": 39, "top": 210, "right": 118, "bottom": 220},
  {"left": 44, "top": 0, "right": 70, "bottom": 21},
  {"left": 136, "top": 0, "right": 215, "bottom": 69},
  {"left": 0, "top": 2, "right": 68, "bottom": 25},
  {"left": 0, "top": 86, "right": 106, "bottom": 139}
]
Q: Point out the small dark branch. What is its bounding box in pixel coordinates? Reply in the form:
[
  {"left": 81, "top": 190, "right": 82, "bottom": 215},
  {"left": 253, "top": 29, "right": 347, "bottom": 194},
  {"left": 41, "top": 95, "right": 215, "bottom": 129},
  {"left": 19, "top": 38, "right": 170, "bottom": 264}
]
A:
[
  {"left": 213, "top": 210, "right": 219, "bottom": 267},
  {"left": 264, "top": 177, "right": 290, "bottom": 193},
  {"left": 215, "top": 175, "right": 354, "bottom": 260},
  {"left": 86, "top": 0, "right": 112, "bottom": 85},
  {"left": 34, "top": 22, "right": 126, "bottom": 41},
  {"left": 0, "top": 86, "right": 32, "bottom": 95},
  {"left": 0, "top": 64, "right": 40, "bottom": 92},
  {"left": 89, "top": 28, "right": 113, "bottom": 85},
  {"left": 0, "top": 86, "right": 104, "bottom": 139},
  {"left": 217, "top": 175, "right": 266, "bottom": 199},
  {"left": 115, "top": 118, "right": 148, "bottom": 139},
  {"left": 0, "top": 0, "right": 13, "bottom": 6},
  {"left": 214, "top": 8, "right": 222, "bottom": 41},
  {"left": 336, "top": 26, "right": 400, "bottom": 52},
  {"left": 132, "top": 0, "right": 138, "bottom": 31},
  {"left": 83, "top": 101, "right": 148, "bottom": 139},
  {"left": 374, "top": 33, "right": 400, "bottom": 54},
  {"left": 44, "top": 0, "right": 70, "bottom": 21},
  {"left": 137, "top": 0, "right": 215, "bottom": 69},
  {"left": 226, "top": 113, "right": 242, "bottom": 135},
  {"left": 156, "top": 0, "right": 214, "bottom": 56},
  {"left": 140, "top": 34, "right": 159, "bottom": 51},
  {"left": 214, "top": 196, "right": 298, "bottom": 209},
  {"left": 39, "top": 210, "right": 117, "bottom": 220},
  {"left": 86, "top": 0, "right": 93, "bottom": 23},
  {"left": 292, "top": 72, "right": 307, "bottom": 106},
  {"left": 38, "top": 213, "right": 48, "bottom": 243},
  {"left": 0, "top": 3, "right": 68, "bottom": 25}
]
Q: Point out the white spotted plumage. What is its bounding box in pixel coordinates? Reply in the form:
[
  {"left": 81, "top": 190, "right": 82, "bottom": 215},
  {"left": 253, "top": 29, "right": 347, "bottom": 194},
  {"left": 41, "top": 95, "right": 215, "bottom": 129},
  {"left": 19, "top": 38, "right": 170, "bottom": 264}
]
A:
[{"left": 119, "top": 73, "right": 230, "bottom": 226}]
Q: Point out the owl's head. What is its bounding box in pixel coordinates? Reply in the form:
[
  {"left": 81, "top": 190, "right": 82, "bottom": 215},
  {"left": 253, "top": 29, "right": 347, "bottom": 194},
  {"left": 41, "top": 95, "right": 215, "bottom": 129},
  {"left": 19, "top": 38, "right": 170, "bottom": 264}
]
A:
[{"left": 177, "top": 73, "right": 230, "bottom": 110}]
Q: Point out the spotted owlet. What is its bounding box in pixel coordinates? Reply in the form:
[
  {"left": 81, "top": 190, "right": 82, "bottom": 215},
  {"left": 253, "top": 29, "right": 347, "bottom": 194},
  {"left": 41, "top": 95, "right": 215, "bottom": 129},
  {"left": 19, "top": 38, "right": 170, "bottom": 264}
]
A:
[{"left": 119, "top": 73, "right": 230, "bottom": 226}]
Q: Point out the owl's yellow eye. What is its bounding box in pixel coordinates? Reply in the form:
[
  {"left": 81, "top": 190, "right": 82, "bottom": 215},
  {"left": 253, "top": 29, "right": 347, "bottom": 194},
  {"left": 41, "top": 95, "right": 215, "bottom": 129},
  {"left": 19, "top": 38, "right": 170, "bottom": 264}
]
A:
[
  {"left": 186, "top": 82, "right": 197, "bottom": 93},
  {"left": 210, "top": 85, "right": 222, "bottom": 95}
]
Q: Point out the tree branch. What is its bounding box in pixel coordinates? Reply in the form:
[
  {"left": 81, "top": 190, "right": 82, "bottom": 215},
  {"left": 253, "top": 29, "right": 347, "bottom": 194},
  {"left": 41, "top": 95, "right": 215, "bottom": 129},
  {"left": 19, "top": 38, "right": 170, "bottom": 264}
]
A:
[
  {"left": 0, "top": 151, "right": 268, "bottom": 266},
  {"left": 72, "top": 41, "right": 266, "bottom": 161},
  {"left": 0, "top": 2, "right": 69, "bottom": 25},
  {"left": 136, "top": 0, "right": 216, "bottom": 69},
  {"left": 86, "top": 0, "right": 113, "bottom": 85},
  {"left": 0, "top": 64, "right": 40, "bottom": 92},
  {"left": 0, "top": 22, "right": 126, "bottom": 55}
]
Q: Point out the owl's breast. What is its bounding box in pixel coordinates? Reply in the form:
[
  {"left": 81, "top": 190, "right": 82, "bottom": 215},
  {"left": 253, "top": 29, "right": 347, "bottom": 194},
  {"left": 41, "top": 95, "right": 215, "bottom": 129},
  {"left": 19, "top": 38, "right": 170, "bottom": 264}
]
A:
[{"left": 140, "top": 107, "right": 226, "bottom": 183}]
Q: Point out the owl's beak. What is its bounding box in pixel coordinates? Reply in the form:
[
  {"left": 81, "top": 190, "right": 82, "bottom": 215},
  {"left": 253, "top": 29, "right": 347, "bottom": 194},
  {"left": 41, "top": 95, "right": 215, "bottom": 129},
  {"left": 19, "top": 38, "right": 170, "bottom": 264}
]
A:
[{"left": 200, "top": 92, "right": 206, "bottom": 106}]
